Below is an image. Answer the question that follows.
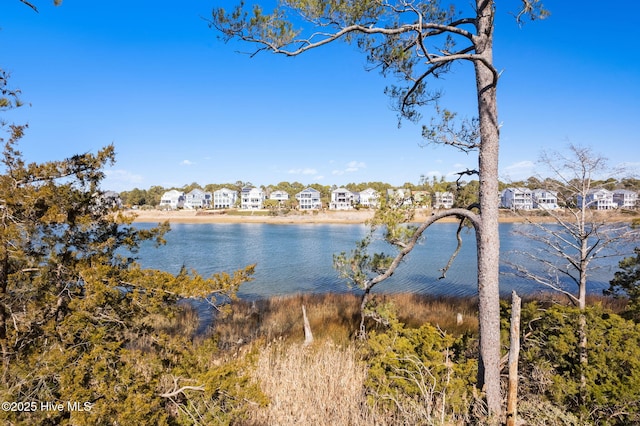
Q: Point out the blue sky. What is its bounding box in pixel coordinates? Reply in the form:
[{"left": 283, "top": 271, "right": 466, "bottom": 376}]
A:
[{"left": 2, "top": 1, "right": 639, "bottom": 192}]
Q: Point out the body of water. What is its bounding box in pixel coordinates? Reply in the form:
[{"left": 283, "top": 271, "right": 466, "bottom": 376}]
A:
[{"left": 133, "top": 222, "right": 632, "bottom": 300}]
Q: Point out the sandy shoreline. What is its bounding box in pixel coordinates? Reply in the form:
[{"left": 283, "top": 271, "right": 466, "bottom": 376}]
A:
[
  {"left": 127, "top": 208, "right": 636, "bottom": 225},
  {"left": 129, "top": 209, "right": 378, "bottom": 224}
]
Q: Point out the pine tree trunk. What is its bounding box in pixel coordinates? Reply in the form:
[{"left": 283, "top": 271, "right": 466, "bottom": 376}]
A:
[{"left": 474, "top": 0, "right": 503, "bottom": 417}]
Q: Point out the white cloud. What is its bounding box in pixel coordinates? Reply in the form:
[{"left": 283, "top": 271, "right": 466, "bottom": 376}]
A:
[
  {"left": 180, "top": 160, "right": 195, "bottom": 166},
  {"left": 103, "top": 169, "right": 144, "bottom": 192},
  {"left": 347, "top": 160, "right": 366, "bottom": 169},
  {"left": 288, "top": 168, "right": 318, "bottom": 175},
  {"left": 333, "top": 160, "right": 366, "bottom": 175},
  {"left": 501, "top": 160, "right": 535, "bottom": 181}
]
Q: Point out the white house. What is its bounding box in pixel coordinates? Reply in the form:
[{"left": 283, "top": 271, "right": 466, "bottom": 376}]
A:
[
  {"left": 241, "top": 187, "right": 265, "bottom": 210},
  {"left": 330, "top": 188, "right": 356, "bottom": 210},
  {"left": 531, "top": 189, "right": 559, "bottom": 210},
  {"left": 213, "top": 187, "right": 238, "bottom": 209},
  {"left": 613, "top": 189, "right": 638, "bottom": 209},
  {"left": 295, "top": 187, "right": 322, "bottom": 210},
  {"left": 184, "top": 189, "right": 212, "bottom": 209},
  {"left": 501, "top": 187, "right": 533, "bottom": 210},
  {"left": 358, "top": 188, "right": 379, "bottom": 208},
  {"left": 269, "top": 190, "right": 290, "bottom": 203},
  {"left": 433, "top": 191, "right": 454, "bottom": 209},
  {"left": 577, "top": 188, "right": 615, "bottom": 210},
  {"left": 160, "top": 190, "right": 185, "bottom": 209}
]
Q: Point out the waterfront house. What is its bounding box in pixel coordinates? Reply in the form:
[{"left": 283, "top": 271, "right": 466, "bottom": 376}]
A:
[
  {"left": 241, "top": 187, "right": 265, "bottom": 210},
  {"left": 433, "top": 191, "right": 454, "bottom": 209},
  {"left": 213, "top": 187, "right": 238, "bottom": 209},
  {"left": 184, "top": 189, "right": 212, "bottom": 209},
  {"left": 358, "top": 188, "right": 380, "bottom": 208},
  {"left": 531, "top": 189, "right": 559, "bottom": 210},
  {"left": 269, "top": 190, "right": 290, "bottom": 203},
  {"left": 330, "top": 187, "right": 356, "bottom": 210},
  {"left": 501, "top": 187, "right": 533, "bottom": 210},
  {"left": 577, "top": 188, "right": 615, "bottom": 210},
  {"left": 613, "top": 189, "right": 638, "bottom": 209},
  {"left": 159, "top": 190, "right": 185, "bottom": 209},
  {"left": 295, "top": 187, "right": 322, "bottom": 210}
]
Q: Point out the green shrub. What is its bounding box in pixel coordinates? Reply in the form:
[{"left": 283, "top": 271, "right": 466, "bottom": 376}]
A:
[
  {"left": 520, "top": 303, "right": 640, "bottom": 425},
  {"left": 363, "top": 310, "right": 477, "bottom": 424}
]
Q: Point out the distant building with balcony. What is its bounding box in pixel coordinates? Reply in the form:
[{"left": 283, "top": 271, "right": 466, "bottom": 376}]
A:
[
  {"left": 531, "top": 189, "right": 559, "bottom": 210},
  {"left": 269, "top": 190, "right": 290, "bottom": 204},
  {"left": 501, "top": 187, "right": 533, "bottom": 210},
  {"left": 213, "top": 188, "right": 238, "bottom": 209},
  {"left": 357, "top": 188, "right": 379, "bottom": 208},
  {"left": 241, "top": 187, "right": 265, "bottom": 210},
  {"left": 295, "top": 187, "right": 322, "bottom": 210},
  {"left": 613, "top": 189, "right": 638, "bottom": 209},
  {"left": 577, "top": 188, "right": 615, "bottom": 210},
  {"left": 184, "top": 189, "right": 212, "bottom": 209},
  {"left": 160, "top": 190, "right": 185, "bottom": 209},
  {"left": 330, "top": 188, "right": 356, "bottom": 210}
]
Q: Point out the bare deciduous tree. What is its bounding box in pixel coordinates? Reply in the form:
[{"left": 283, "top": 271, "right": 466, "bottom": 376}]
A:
[{"left": 507, "top": 144, "right": 639, "bottom": 408}]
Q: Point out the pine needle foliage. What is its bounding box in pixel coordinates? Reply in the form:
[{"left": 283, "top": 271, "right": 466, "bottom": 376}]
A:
[{"left": 0, "top": 73, "right": 260, "bottom": 425}]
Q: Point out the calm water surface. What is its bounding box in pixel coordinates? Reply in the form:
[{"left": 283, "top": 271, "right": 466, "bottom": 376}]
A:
[{"left": 134, "top": 222, "right": 629, "bottom": 300}]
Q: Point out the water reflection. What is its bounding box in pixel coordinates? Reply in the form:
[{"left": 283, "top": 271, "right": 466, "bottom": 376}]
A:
[{"left": 133, "top": 222, "right": 632, "bottom": 301}]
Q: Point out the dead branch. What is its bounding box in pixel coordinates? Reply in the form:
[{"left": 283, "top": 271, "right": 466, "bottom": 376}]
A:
[{"left": 159, "top": 376, "right": 205, "bottom": 398}]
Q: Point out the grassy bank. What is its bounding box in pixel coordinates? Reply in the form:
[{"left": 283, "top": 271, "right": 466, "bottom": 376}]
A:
[
  {"left": 211, "top": 292, "right": 627, "bottom": 350},
  {"left": 195, "top": 292, "right": 634, "bottom": 425}
]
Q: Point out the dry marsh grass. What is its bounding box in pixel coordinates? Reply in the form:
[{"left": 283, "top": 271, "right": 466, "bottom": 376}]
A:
[
  {"left": 212, "top": 292, "right": 481, "bottom": 350},
  {"left": 245, "top": 340, "right": 376, "bottom": 426},
  {"left": 211, "top": 292, "right": 628, "bottom": 425}
]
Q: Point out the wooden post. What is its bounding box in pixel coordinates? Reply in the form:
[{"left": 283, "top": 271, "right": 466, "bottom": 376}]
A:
[
  {"left": 506, "top": 291, "right": 522, "bottom": 426},
  {"left": 302, "top": 305, "right": 313, "bottom": 346}
]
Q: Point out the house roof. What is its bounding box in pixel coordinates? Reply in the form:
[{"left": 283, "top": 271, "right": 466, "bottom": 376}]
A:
[
  {"left": 296, "top": 187, "right": 321, "bottom": 195},
  {"left": 161, "top": 189, "right": 184, "bottom": 198}
]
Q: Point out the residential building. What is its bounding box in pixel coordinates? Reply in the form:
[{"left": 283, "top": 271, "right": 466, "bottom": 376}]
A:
[
  {"left": 433, "top": 191, "right": 454, "bottom": 209},
  {"left": 501, "top": 187, "right": 533, "bottom": 210},
  {"left": 577, "top": 188, "right": 615, "bottom": 210},
  {"left": 269, "top": 190, "right": 290, "bottom": 203},
  {"left": 295, "top": 187, "right": 322, "bottom": 210},
  {"left": 159, "top": 190, "right": 185, "bottom": 209},
  {"left": 330, "top": 187, "right": 356, "bottom": 210},
  {"left": 531, "top": 189, "right": 559, "bottom": 210},
  {"left": 241, "top": 187, "right": 265, "bottom": 210},
  {"left": 613, "top": 189, "right": 638, "bottom": 209},
  {"left": 213, "top": 187, "right": 238, "bottom": 209},
  {"left": 358, "top": 188, "right": 379, "bottom": 208},
  {"left": 184, "top": 189, "right": 212, "bottom": 209}
]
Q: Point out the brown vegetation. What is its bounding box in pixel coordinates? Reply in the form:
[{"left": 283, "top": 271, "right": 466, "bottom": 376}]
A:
[
  {"left": 212, "top": 292, "right": 482, "bottom": 350},
  {"left": 206, "top": 292, "right": 632, "bottom": 425}
]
